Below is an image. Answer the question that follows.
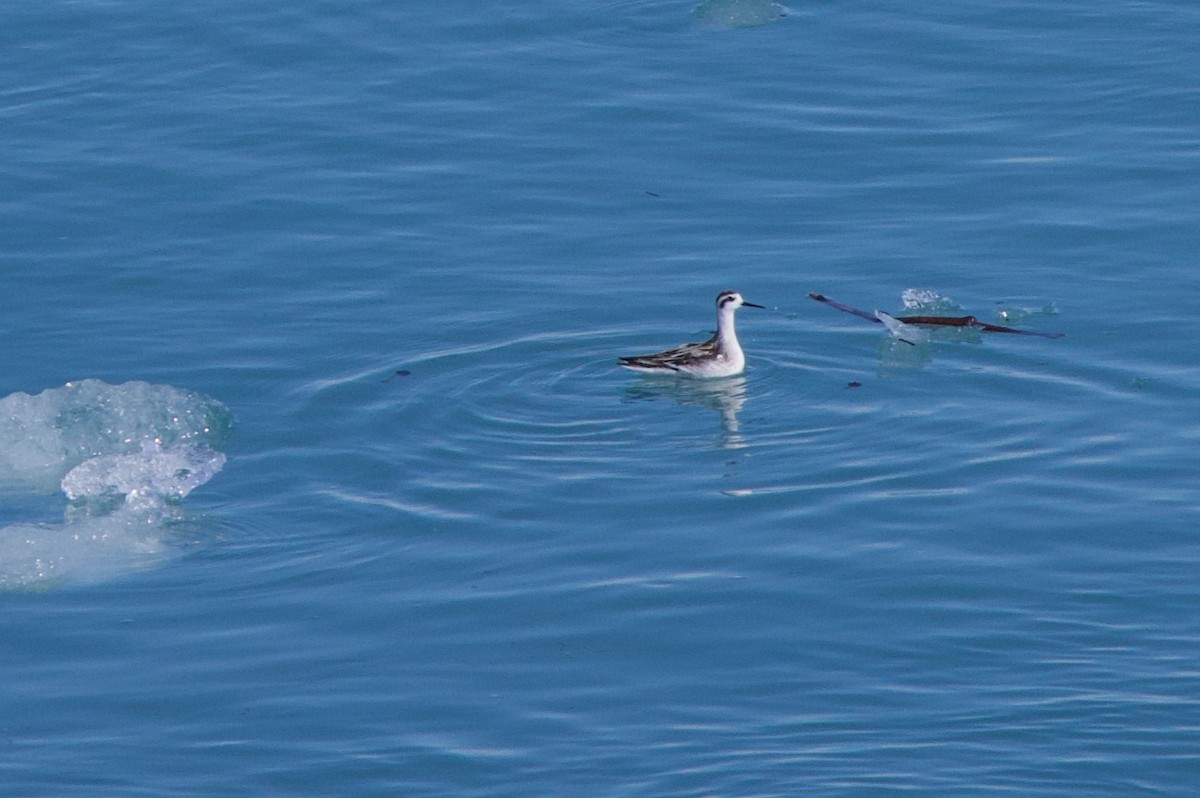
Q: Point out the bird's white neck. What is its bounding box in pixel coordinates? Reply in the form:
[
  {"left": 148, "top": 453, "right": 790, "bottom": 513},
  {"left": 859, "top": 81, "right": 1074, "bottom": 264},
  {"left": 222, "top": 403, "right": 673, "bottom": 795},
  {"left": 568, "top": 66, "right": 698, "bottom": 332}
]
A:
[{"left": 717, "top": 306, "right": 741, "bottom": 350}]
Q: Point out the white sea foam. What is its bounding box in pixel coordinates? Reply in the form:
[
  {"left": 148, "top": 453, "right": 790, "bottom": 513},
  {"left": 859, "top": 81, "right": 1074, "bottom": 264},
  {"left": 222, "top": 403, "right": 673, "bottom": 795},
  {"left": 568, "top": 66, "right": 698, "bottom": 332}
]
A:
[
  {"left": 693, "top": 0, "right": 787, "bottom": 28},
  {"left": 0, "top": 380, "right": 231, "bottom": 589}
]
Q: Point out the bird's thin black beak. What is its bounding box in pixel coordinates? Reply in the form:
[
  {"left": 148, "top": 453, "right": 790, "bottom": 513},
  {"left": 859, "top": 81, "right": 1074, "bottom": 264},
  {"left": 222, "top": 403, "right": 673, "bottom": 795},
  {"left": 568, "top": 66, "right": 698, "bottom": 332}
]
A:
[{"left": 743, "top": 301, "right": 765, "bottom": 309}]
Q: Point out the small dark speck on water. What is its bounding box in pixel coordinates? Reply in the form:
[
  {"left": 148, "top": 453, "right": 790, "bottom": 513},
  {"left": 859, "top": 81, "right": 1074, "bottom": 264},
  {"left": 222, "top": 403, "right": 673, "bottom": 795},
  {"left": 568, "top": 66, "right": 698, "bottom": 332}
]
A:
[
  {"left": 846, "top": 381, "right": 862, "bottom": 389},
  {"left": 382, "top": 369, "right": 412, "bottom": 383},
  {"left": 645, "top": 191, "right": 660, "bottom": 198}
]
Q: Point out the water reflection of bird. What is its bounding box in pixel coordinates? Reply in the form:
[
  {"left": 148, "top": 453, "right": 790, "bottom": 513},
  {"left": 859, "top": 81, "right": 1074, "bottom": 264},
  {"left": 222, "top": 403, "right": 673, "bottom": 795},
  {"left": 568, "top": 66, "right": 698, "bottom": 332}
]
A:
[{"left": 625, "top": 376, "right": 749, "bottom": 450}]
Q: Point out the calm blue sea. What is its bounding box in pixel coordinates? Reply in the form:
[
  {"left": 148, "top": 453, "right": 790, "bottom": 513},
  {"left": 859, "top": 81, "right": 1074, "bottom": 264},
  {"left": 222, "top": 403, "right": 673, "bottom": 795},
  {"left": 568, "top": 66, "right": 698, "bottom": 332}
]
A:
[{"left": 3, "top": 1, "right": 1200, "bottom": 794}]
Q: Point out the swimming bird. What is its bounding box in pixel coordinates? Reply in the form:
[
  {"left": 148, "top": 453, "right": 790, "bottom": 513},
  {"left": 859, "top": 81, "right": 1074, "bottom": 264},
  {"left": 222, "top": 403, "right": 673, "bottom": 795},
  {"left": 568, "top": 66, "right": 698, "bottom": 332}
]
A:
[{"left": 619, "top": 290, "right": 764, "bottom": 378}]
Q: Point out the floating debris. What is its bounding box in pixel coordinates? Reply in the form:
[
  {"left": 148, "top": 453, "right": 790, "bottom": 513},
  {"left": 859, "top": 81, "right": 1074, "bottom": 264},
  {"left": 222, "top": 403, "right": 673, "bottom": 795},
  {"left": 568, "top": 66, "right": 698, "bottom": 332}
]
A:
[{"left": 810, "top": 293, "right": 1064, "bottom": 339}]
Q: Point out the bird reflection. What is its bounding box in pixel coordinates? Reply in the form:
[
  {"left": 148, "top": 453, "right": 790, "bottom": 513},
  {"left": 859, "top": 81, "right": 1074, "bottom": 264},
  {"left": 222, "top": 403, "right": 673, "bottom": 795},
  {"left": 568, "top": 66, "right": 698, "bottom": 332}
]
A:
[{"left": 624, "top": 375, "right": 749, "bottom": 449}]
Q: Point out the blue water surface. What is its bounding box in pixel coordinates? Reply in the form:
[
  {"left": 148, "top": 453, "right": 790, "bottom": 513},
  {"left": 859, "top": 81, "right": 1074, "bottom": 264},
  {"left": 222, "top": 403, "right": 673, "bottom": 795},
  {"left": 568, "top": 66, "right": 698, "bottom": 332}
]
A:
[{"left": 2, "top": 0, "right": 1200, "bottom": 794}]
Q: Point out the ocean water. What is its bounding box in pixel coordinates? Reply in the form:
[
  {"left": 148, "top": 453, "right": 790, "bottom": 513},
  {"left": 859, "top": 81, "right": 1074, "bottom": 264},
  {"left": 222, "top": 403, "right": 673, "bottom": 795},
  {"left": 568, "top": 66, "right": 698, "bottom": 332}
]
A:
[{"left": 2, "top": 0, "right": 1199, "bottom": 794}]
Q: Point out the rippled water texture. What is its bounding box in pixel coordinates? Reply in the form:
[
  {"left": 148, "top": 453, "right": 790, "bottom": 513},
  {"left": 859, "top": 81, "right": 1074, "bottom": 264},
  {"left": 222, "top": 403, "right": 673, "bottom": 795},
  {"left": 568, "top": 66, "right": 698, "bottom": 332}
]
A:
[{"left": 2, "top": 0, "right": 1199, "bottom": 795}]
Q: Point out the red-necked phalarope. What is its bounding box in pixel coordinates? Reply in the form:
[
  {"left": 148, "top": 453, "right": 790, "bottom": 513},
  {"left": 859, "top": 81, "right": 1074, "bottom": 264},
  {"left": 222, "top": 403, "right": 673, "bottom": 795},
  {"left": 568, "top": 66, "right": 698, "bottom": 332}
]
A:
[{"left": 619, "top": 290, "right": 764, "bottom": 378}]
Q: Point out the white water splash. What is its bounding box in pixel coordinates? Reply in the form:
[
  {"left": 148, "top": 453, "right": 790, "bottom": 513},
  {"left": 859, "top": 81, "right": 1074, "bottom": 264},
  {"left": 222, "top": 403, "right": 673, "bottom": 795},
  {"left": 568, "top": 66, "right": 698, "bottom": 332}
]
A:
[
  {"left": 900, "top": 288, "right": 960, "bottom": 312},
  {"left": 61, "top": 442, "right": 226, "bottom": 509},
  {"left": 0, "top": 380, "right": 230, "bottom": 589}
]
